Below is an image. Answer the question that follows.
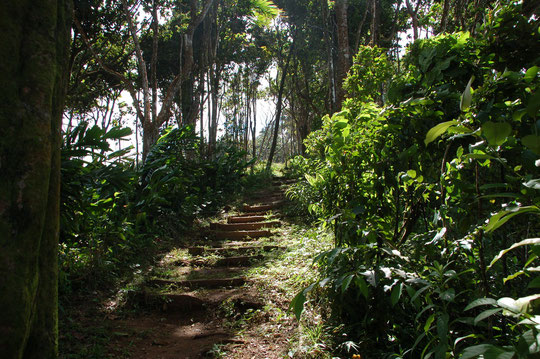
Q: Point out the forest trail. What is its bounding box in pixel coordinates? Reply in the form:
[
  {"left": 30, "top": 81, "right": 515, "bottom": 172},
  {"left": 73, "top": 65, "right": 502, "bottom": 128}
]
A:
[{"left": 107, "top": 177, "right": 298, "bottom": 358}]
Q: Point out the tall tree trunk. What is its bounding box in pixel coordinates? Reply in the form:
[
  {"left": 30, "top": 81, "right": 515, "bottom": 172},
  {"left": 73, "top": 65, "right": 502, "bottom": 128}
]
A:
[
  {"left": 370, "top": 0, "right": 380, "bottom": 45},
  {"left": 266, "top": 36, "right": 295, "bottom": 171},
  {"left": 78, "top": 0, "right": 215, "bottom": 161},
  {"left": 251, "top": 88, "right": 257, "bottom": 165},
  {"left": 440, "top": 0, "right": 450, "bottom": 33},
  {"left": 208, "top": 64, "right": 221, "bottom": 154},
  {"left": 405, "top": 0, "right": 422, "bottom": 41},
  {"left": 0, "top": 0, "right": 71, "bottom": 358},
  {"left": 335, "top": 0, "right": 351, "bottom": 108},
  {"left": 151, "top": 0, "right": 159, "bottom": 122},
  {"left": 321, "top": 0, "right": 337, "bottom": 113}
]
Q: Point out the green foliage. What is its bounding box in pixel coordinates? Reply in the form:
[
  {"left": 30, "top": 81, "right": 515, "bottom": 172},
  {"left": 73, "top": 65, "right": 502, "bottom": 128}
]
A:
[
  {"left": 344, "top": 45, "right": 393, "bottom": 104},
  {"left": 139, "top": 125, "right": 250, "bottom": 225},
  {"left": 289, "top": 2, "right": 540, "bottom": 357},
  {"left": 60, "top": 121, "right": 138, "bottom": 289},
  {"left": 59, "top": 123, "right": 250, "bottom": 293}
]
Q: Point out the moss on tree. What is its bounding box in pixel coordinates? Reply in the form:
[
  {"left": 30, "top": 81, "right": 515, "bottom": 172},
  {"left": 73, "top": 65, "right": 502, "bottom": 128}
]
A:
[{"left": 0, "top": 0, "right": 71, "bottom": 358}]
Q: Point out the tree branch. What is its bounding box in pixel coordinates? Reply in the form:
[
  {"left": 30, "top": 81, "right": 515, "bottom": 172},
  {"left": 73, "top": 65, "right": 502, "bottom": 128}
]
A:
[{"left": 73, "top": 14, "right": 144, "bottom": 122}]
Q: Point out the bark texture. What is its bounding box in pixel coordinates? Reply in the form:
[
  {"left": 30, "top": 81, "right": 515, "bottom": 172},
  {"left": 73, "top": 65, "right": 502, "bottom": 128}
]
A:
[
  {"left": 0, "top": 0, "right": 71, "bottom": 358},
  {"left": 335, "top": 0, "right": 351, "bottom": 109}
]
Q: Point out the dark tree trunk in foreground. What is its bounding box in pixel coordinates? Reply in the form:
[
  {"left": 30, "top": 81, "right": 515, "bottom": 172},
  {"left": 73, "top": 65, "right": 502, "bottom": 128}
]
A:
[{"left": 0, "top": 0, "right": 71, "bottom": 358}]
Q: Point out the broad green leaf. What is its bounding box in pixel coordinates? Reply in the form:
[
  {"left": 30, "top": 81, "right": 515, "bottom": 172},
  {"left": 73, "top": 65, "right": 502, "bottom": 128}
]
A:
[
  {"left": 437, "top": 313, "right": 449, "bottom": 341},
  {"left": 503, "top": 271, "right": 526, "bottom": 283},
  {"left": 486, "top": 351, "right": 516, "bottom": 359},
  {"left": 104, "top": 126, "right": 132, "bottom": 139},
  {"left": 411, "top": 284, "right": 432, "bottom": 303},
  {"left": 457, "top": 31, "right": 470, "bottom": 46},
  {"left": 524, "top": 66, "right": 538, "bottom": 83},
  {"left": 447, "top": 125, "right": 473, "bottom": 134},
  {"left": 497, "top": 294, "right": 540, "bottom": 315},
  {"left": 513, "top": 109, "right": 527, "bottom": 122},
  {"left": 465, "top": 297, "right": 497, "bottom": 311},
  {"left": 415, "top": 304, "right": 435, "bottom": 322},
  {"left": 356, "top": 276, "right": 369, "bottom": 299},
  {"left": 460, "top": 76, "right": 475, "bottom": 111},
  {"left": 289, "top": 290, "right": 306, "bottom": 320},
  {"left": 489, "top": 238, "right": 540, "bottom": 268},
  {"left": 407, "top": 170, "right": 417, "bottom": 178},
  {"left": 485, "top": 206, "right": 539, "bottom": 233},
  {"left": 522, "top": 135, "right": 540, "bottom": 154},
  {"left": 424, "top": 120, "right": 459, "bottom": 146},
  {"left": 463, "top": 153, "right": 497, "bottom": 160},
  {"left": 341, "top": 274, "right": 354, "bottom": 293},
  {"left": 481, "top": 121, "right": 512, "bottom": 146},
  {"left": 528, "top": 276, "right": 540, "bottom": 289},
  {"left": 289, "top": 283, "right": 316, "bottom": 320},
  {"left": 440, "top": 288, "right": 456, "bottom": 302},
  {"left": 474, "top": 308, "right": 503, "bottom": 325},
  {"left": 391, "top": 282, "right": 403, "bottom": 307},
  {"left": 527, "top": 91, "right": 540, "bottom": 118},
  {"left": 424, "top": 313, "right": 435, "bottom": 333},
  {"left": 460, "top": 344, "right": 496, "bottom": 359},
  {"left": 523, "top": 179, "right": 540, "bottom": 190}
]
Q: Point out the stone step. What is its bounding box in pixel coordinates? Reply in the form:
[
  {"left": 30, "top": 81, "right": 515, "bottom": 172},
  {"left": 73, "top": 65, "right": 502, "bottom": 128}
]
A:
[
  {"left": 187, "top": 245, "right": 283, "bottom": 256},
  {"left": 227, "top": 215, "right": 279, "bottom": 223},
  {"left": 175, "top": 255, "right": 264, "bottom": 267},
  {"left": 215, "top": 255, "right": 264, "bottom": 266},
  {"left": 233, "top": 211, "right": 275, "bottom": 217},
  {"left": 247, "top": 197, "right": 284, "bottom": 205},
  {"left": 127, "top": 291, "right": 205, "bottom": 311},
  {"left": 253, "top": 187, "right": 285, "bottom": 195},
  {"left": 213, "top": 229, "right": 271, "bottom": 240},
  {"left": 127, "top": 289, "right": 263, "bottom": 313},
  {"left": 148, "top": 276, "right": 246, "bottom": 289},
  {"left": 210, "top": 221, "right": 280, "bottom": 231},
  {"left": 249, "top": 193, "right": 284, "bottom": 200},
  {"left": 242, "top": 201, "right": 283, "bottom": 212}
]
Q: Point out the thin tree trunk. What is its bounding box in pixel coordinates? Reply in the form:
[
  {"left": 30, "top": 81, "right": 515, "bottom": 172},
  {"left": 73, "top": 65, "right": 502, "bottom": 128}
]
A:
[
  {"left": 251, "top": 88, "right": 257, "bottom": 166},
  {"left": 321, "top": 0, "right": 336, "bottom": 113},
  {"left": 354, "top": 1, "right": 370, "bottom": 52},
  {"left": 266, "top": 36, "right": 295, "bottom": 171},
  {"left": 151, "top": 0, "right": 159, "bottom": 122},
  {"left": 0, "top": 0, "right": 71, "bottom": 358}
]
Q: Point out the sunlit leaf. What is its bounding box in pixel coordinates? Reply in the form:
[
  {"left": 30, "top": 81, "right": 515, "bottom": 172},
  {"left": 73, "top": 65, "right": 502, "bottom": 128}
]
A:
[
  {"left": 424, "top": 120, "right": 459, "bottom": 146},
  {"left": 489, "top": 238, "right": 540, "bottom": 268},
  {"left": 460, "top": 76, "right": 475, "bottom": 111},
  {"left": 407, "top": 169, "right": 417, "bottom": 178},
  {"left": 485, "top": 206, "right": 539, "bottom": 233}
]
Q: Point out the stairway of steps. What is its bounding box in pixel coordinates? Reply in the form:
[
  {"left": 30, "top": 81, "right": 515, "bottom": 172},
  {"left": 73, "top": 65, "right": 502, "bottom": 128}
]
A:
[{"left": 124, "top": 176, "right": 293, "bottom": 357}]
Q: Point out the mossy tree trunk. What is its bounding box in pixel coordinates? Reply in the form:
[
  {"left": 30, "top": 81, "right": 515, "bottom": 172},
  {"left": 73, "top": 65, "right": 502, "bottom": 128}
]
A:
[{"left": 0, "top": 1, "right": 71, "bottom": 358}]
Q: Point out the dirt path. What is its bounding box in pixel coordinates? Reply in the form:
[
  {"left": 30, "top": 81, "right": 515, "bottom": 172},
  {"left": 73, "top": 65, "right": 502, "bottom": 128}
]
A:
[{"left": 106, "top": 177, "right": 297, "bottom": 358}]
